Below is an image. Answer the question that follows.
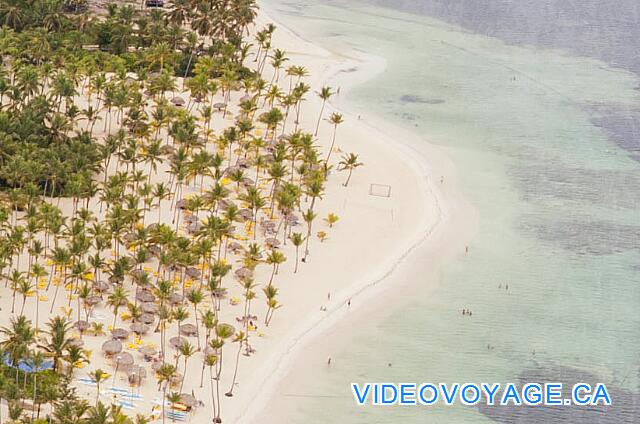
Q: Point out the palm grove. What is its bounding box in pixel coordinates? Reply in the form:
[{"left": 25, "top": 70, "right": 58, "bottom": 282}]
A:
[{"left": 0, "top": 0, "right": 362, "bottom": 423}]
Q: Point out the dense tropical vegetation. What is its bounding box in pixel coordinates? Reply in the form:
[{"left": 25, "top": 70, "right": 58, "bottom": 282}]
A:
[{"left": 0, "top": 0, "right": 362, "bottom": 422}]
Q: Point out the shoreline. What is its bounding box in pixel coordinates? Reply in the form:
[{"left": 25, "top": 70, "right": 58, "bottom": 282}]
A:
[{"left": 232, "top": 5, "right": 478, "bottom": 423}]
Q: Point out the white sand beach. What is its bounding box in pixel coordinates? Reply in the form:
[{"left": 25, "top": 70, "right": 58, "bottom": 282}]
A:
[{"left": 226, "top": 9, "right": 478, "bottom": 424}]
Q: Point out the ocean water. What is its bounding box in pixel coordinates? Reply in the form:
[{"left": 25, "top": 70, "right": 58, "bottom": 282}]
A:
[{"left": 260, "top": 1, "right": 640, "bottom": 422}]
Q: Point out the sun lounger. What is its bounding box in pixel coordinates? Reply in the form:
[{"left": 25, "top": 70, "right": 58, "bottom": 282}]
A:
[
  {"left": 118, "top": 400, "right": 136, "bottom": 410},
  {"left": 166, "top": 411, "right": 187, "bottom": 421},
  {"left": 121, "top": 392, "right": 144, "bottom": 400}
]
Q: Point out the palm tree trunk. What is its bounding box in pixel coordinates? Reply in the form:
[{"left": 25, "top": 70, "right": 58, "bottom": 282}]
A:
[
  {"left": 344, "top": 169, "right": 354, "bottom": 187},
  {"left": 226, "top": 343, "right": 243, "bottom": 396},
  {"left": 194, "top": 307, "right": 200, "bottom": 350},
  {"left": 326, "top": 125, "right": 338, "bottom": 164},
  {"left": 209, "top": 366, "right": 218, "bottom": 420},
  {"left": 179, "top": 358, "right": 188, "bottom": 393},
  {"left": 31, "top": 374, "right": 36, "bottom": 422},
  {"left": 215, "top": 350, "right": 223, "bottom": 420},
  {"left": 162, "top": 384, "right": 167, "bottom": 424},
  {"left": 304, "top": 223, "right": 313, "bottom": 260},
  {"left": 35, "top": 291, "right": 39, "bottom": 330}
]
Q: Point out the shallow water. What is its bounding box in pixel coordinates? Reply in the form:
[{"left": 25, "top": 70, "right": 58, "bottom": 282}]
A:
[{"left": 261, "top": 1, "right": 640, "bottom": 422}]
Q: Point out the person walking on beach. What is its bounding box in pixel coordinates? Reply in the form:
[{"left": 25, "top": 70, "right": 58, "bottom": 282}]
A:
[{"left": 327, "top": 357, "right": 332, "bottom": 366}]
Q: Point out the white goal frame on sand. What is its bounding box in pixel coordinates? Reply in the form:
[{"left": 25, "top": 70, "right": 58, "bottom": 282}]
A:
[{"left": 369, "top": 184, "right": 391, "bottom": 198}]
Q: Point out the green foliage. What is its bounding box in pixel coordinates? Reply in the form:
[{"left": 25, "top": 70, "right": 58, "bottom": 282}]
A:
[{"left": 0, "top": 103, "right": 101, "bottom": 196}]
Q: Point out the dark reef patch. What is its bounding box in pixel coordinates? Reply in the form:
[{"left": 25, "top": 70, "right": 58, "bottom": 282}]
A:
[
  {"left": 479, "top": 365, "right": 640, "bottom": 423},
  {"left": 400, "top": 94, "right": 445, "bottom": 104}
]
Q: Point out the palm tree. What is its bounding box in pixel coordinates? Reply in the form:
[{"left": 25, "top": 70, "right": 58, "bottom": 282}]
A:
[
  {"left": 7, "top": 269, "right": 26, "bottom": 314},
  {"left": 289, "top": 233, "right": 305, "bottom": 273},
  {"left": 167, "top": 391, "right": 182, "bottom": 421},
  {"left": 338, "top": 153, "right": 364, "bottom": 187},
  {"left": 186, "top": 288, "right": 204, "bottom": 349},
  {"left": 64, "top": 344, "right": 88, "bottom": 376},
  {"left": 29, "top": 350, "right": 46, "bottom": 421},
  {"left": 40, "top": 315, "right": 72, "bottom": 372},
  {"left": 30, "top": 263, "right": 48, "bottom": 329},
  {"left": 302, "top": 209, "right": 317, "bottom": 261},
  {"left": 269, "top": 48, "right": 288, "bottom": 84},
  {"left": 148, "top": 42, "right": 173, "bottom": 73},
  {"left": 263, "top": 285, "right": 281, "bottom": 326},
  {"left": 87, "top": 401, "right": 110, "bottom": 424},
  {"left": 204, "top": 354, "right": 218, "bottom": 419},
  {"left": 89, "top": 369, "right": 108, "bottom": 405},
  {"left": 177, "top": 340, "right": 195, "bottom": 393},
  {"left": 16, "top": 276, "right": 33, "bottom": 316},
  {"left": 315, "top": 86, "right": 333, "bottom": 135},
  {"left": 265, "top": 250, "right": 286, "bottom": 285},
  {"left": 324, "top": 213, "right": 340, "bottom": 228},
  {"left": 210, "top": 323, "right": 233, "bottom": 420},
  {"left": 49, "top": 246, "right": 71, "bottom": 312},
  {"left": 173, "top": 307, "right": 189, "bottom": 342},
  {"left": 107, "top": 286, "right": 128, "bottom": 328},
  {"left": 156, "top": 363, "right": 177, "bottom": 424},
  {"left": 258, "top": 108, "right": 284, "bottom": 142},
  {"left": 153, "top": 182, "right": 172, "bottom": 223},
  {"left": 239, "top": 187, "right": 265, "bottom": 239},
  {"left": 0, "top": 315, "right": 35, "bottom": 380},
  {"left": 326, "top": 112, "right": 344, "bottom": 165},
  {"left": 225, "top": 331, "right": 247, "bottom": 397}
]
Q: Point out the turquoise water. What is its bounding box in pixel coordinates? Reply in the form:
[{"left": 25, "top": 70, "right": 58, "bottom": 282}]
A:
[{"left": 261, "top": 1, "right": 640, "bottom": 422}]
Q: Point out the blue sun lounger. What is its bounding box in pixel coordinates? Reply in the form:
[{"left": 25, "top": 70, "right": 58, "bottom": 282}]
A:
[
  {"left": 121, "top": 392, "right": 144, "bottom": 400},
  {"left": 166, "top": 411, "right": 187, "bottom": 421},
  {"left": 118, "top": 400, "right": 136, "bottom": 410}
]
